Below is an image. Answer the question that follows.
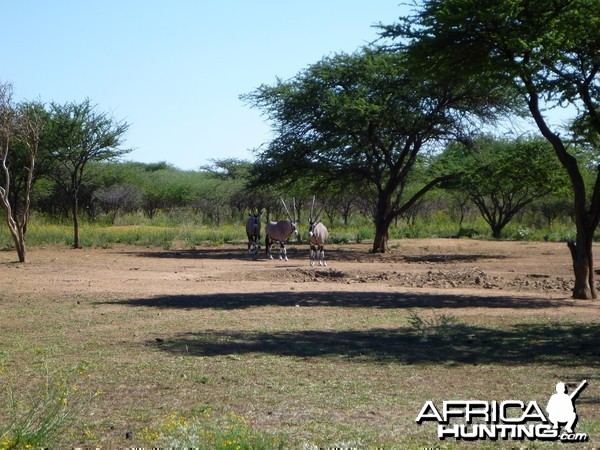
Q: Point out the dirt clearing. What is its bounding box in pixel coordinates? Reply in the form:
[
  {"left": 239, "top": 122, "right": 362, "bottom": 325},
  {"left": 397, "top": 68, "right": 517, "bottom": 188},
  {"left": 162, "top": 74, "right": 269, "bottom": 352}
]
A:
[{"left": 0, "top": 238, "right": 582, "bottom": 298}]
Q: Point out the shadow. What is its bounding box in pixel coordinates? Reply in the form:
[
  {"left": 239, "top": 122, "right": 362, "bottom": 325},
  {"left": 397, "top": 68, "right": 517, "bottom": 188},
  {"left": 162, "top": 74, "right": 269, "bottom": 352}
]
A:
[
  {"left": 151, "top": 323, "right": 600, "bottom": 367},
  {"left": 401, "top": 254, "right": 508, "bottom": 264},
  {"left": 578, "top": 395, "right": 600, "bottom": 404},
  {"left": 104, "top": 290, "right": 578, "bottom": 310},
  {"left": 1, "top": 260, "right": 25, "bottom": 266},
  {"left": 118, "top": 247, "right": 508, "bottom": 264},
  {"left": 119, "top": 247, "right": 303, "bottom": 261},
  {"left": 106, "top": 290, "right": 598, "bottom": 366},
  {"left": 312, "top": 248, "right": 510, "bottom": 264}
]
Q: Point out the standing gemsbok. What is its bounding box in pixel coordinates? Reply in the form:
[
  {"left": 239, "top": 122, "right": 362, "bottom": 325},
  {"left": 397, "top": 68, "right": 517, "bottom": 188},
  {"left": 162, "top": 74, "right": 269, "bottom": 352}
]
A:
[
  {"left": 245, "top": 213, "right": 261, "bottom": 259},
  {"left": 265, "top": 198, "right": 298, "bottom": 261},
  {"left": 308, "top": 196, "right": 329, "bottom": 267}
]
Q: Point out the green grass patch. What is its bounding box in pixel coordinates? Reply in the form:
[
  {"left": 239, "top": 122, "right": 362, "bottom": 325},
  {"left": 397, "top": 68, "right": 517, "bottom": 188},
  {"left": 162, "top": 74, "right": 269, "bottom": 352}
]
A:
[
  {"left": 0, "top": 211, "right": 583, "bottom": 251},
  {"left": 0, "top": 379, "right": 76, "bottom": 449},
  {"left": 0, "top": 223, "right": 249, "bottom": 250}
]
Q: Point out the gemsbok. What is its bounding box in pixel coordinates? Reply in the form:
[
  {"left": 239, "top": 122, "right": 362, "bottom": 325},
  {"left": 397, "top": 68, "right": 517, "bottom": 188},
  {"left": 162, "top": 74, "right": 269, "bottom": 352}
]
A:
[
  {"left": 245, "top": 213, "right": 261, "bottom": 259},
  {"left": 265, "top": 198, "right": 298, "bottom": 261},
  {"left": 308, "top": 196, "right": 329, "bottom": 267}
]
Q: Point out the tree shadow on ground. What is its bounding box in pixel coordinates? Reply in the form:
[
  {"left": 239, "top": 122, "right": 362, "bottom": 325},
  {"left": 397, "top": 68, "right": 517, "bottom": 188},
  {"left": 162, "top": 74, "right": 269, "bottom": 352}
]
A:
[
  {"left": 105, "top": 290, "right": 576, "bottom": 310},
  {"left": 151, "top": 322, "right": 600, "bottom": 367},
  {"left": 118, "top": 248, "right": 506, "bottom": 264},
  {"left": 108, "top": 291, "right": 597, "bottom": 366},
  {"left": 118, "top": 247, "right": 303, "bottom": 261},
  {"left": 315, "top": 250, "right": 509, "bottom": 264},
  {"left": 401, "top": 254, "right": 507, "bottom": 264}
]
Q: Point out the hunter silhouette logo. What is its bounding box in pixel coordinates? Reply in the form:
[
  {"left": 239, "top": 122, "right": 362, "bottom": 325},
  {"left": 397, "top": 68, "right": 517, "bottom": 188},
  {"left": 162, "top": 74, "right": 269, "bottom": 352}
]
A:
[
  {"left": 416, "top": 380, "right": 589, "bottom": 442},
  {"left": 547, "top": 380, "right": 587, "bottom": 434}
]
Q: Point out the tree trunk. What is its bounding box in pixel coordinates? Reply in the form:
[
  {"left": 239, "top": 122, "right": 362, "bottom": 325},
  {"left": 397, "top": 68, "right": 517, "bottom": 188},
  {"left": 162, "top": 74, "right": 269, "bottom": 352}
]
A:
[
  {"left": 371, "top": 191, "right": 393, "bottom": 253},
  {"left": 72, "top": 195, "right": 81, "bottom": 249},
  {"left": 567, "top": 231, "right": 595, "bottom": 299},
  {"left": 492, "top": 226, "right": 502, "bottom": 240},
  {"left": 566, "top": 198, "right": 597, "bottom": 299},
  {"left": 1, "top": 200, "right": 26, "bottom": 262},
  {"left": 372, "top": 224, "right": 391, "bottom": 253},
  {"left": 14, "top": 228, "right": 25, "bottom": 263}
]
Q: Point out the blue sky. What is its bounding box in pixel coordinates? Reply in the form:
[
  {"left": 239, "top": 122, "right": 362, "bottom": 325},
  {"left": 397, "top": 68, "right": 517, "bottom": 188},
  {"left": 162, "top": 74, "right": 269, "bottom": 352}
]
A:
[{"left": 2, "top": 1, "right": 409, "bottom": 170}]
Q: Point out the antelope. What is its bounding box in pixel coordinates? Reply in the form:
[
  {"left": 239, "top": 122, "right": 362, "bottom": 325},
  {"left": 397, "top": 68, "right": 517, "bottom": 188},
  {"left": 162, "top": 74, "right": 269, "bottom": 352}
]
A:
[
  {"left": 265, "top": 198, "right": 298, "bottom": 261},
  {"left": 245, "top": 213, "right": 261, "bottom": 259},
  {"left": 308, "top": 196, "right": 329, "bottom": 267}
]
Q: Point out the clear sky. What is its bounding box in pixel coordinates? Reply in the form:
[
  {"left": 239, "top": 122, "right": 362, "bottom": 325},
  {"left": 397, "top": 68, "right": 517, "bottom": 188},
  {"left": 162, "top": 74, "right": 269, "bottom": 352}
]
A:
[{"left": 2, "top": 1, "right": 409, "bottom": 170}]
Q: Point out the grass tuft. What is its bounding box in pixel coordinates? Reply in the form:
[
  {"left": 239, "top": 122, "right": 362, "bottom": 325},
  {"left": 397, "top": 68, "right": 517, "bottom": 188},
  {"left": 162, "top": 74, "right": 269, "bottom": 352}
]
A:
[
  {"left": 0, "top": 383, "right": 72, "bottom": 450},
  {"left": 406, "top": 310, "right": 462, "bottom": 341}
]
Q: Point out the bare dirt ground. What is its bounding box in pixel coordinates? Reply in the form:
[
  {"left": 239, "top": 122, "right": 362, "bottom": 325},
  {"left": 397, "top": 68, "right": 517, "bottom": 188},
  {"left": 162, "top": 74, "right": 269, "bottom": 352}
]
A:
[{"left": 0, "top": 237, "right": 591, "bottom": 302}]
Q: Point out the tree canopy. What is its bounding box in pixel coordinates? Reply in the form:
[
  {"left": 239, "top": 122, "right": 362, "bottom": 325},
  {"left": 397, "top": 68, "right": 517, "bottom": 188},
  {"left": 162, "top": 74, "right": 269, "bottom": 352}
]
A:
[
  {"left": 438, "top": 136, "right": 570, "bottom": 238},
  {"left": 244, "top": 48, "right": 507, "bottom": 252},
  {"left": 46, "top": 99, "right": 130, "bottom": 248}
]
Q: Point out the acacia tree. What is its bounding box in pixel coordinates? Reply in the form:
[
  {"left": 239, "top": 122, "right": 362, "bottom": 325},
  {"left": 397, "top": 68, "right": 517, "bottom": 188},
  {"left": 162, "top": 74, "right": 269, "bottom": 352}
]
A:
[
  {"left": 244, "top": 49, "right": 505, "bottom": 252},
  {"left": 0, "top": 83, "right": 45, "bottom": 262},
  {"left": 382, "top": 0, "right": 599, "bottom": 296},
  {"left": 46, "top": 99, "right": 129, "bottom": 248},
  {"left": 439, "top": 136, "right": 570, "bottom": 238}
]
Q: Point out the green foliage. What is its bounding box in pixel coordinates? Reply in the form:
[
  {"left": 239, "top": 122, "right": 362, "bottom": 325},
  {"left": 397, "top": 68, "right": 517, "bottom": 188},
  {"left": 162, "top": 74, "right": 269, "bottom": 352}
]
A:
[
  {"left": 0, "top": 209, "right": 582, "bottom": 252},
  {"left": 38, "top": 99, "right": 131, "bottom": 248},
  {"left": 384, "top": 0, "right": 599, "bottom": 117},
  {"left": 437, "top": 136, "right": 571, "bottom": 238},
  {"left": 0, "top": 383, "right": 72, "bottom": 449},
  {"left": 0, "top": 220, "right": 250, "bottom": 250},
  {"left": 45, "top": 99, "right": 130, "bottom": 187}
]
